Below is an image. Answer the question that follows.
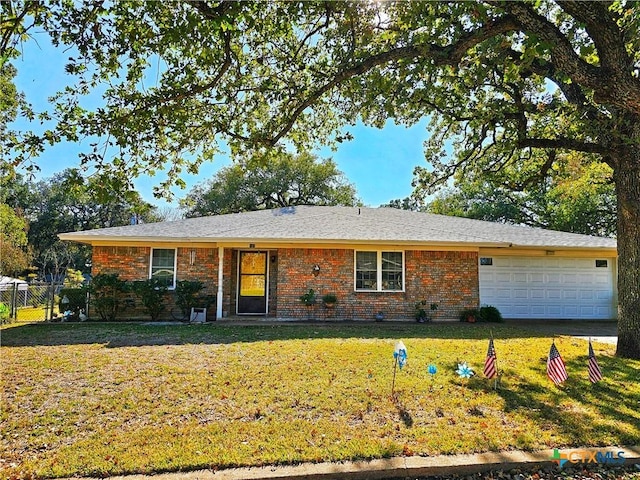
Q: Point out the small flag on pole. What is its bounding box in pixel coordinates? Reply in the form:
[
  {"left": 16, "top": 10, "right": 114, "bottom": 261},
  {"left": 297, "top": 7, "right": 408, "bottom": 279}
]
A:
[
  {"left": 588, "top": 339, "right": 603, "bottom": 383},
  {"left": 484, "top": 337, "right": 497, "bottom": 379},
  {"left": 547, "top": 341, "right": 568, "bottom": 385}
]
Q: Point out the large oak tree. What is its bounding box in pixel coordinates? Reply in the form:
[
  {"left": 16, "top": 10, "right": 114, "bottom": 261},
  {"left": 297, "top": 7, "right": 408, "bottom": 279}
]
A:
[
  {"left": 182, "top": 152, "right": 359, "bottom": 217},
  {"left": 3, "top": 1, "right": 639, "bottom": 357}
]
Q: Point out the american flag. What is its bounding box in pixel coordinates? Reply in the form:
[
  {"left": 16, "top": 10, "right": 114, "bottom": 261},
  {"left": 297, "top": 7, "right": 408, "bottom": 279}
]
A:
[
  {"left": 547, "top": 341, "right": 568, "bottom": 385},
  {"left": 588, "top": 340, "right": 603, "bottom": 383},
  {"left": 484, "top": 337, "right": 497, "bottom": 379}
]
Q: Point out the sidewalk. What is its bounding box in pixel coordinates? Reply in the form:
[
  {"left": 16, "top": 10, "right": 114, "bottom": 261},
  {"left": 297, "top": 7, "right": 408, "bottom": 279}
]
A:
[{"left": 67, "top": 446, "right": 640, "bottom": 480}]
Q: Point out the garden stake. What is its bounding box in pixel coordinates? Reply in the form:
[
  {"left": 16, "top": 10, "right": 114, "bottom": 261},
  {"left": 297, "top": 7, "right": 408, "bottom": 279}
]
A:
[
  {"left": 492, "top": 330, "right": 498, "bottom": 390},
  {"left": 391, "top": 355, "right": 398, "bottom": 397}
]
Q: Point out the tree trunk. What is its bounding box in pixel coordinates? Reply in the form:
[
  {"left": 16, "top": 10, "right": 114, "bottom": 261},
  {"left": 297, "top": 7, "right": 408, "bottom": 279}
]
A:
[{"left": 614, "top": 126, "right": 640, "bottom": 359}]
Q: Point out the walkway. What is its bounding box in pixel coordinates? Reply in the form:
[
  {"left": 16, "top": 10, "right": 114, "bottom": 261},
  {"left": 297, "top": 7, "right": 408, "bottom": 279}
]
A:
[{"left": 64, "top": 446, "right": 640, "bottom": 480}]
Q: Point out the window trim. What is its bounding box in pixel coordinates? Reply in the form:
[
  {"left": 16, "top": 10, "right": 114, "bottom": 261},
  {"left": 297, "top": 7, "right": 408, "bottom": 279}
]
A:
[
  {"left": 354, "top": 250, "right": 405, "bottom": 292},
  {"left": 149, "top": 247, "right": 177, "bottom": 290}
]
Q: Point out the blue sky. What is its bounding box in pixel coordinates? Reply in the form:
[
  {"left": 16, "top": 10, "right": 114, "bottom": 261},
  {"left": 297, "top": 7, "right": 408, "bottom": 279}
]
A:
[{"left": 11, "top": 32, "right": 432, "bottom": 209}]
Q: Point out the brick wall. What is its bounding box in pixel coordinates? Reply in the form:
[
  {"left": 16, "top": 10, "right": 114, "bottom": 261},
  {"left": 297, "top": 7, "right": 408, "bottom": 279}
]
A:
[
  {"left": 92, "top": 246, "right": 220, "bottom": 320},
  {"left": 92, "top": 245, "right": 479, "bottom": 321},
  {"left": 275, "top": 248, "right": 479, "bottom": 321}
]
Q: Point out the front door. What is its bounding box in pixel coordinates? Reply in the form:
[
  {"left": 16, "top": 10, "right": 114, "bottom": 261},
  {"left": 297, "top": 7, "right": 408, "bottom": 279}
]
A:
[{"left": 237, "top": 251, "right": 268, "bottom": 315}]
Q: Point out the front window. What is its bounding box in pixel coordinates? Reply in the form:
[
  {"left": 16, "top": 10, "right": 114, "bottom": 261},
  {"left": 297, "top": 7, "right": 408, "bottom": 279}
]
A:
[
  {"left": 150, "top": 248, "right": 176, "bottom": 288},
  {"left": 355, "top": 251, "right": 404, "bottom": 291}
]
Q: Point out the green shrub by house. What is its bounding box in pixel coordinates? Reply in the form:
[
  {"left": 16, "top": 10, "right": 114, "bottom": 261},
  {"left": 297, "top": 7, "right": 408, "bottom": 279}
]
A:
[
  {"left": 87, "top": 274, "right": 129, "bottom": 321},
  {"left": 480, "top": 305, "right": 504, "bottom": 323},
  {"left": 174, "top": 280, "right": 205, "bottom": 319},
  {"left": 132, "top": 279, "right": 168, "bottom": 321}
]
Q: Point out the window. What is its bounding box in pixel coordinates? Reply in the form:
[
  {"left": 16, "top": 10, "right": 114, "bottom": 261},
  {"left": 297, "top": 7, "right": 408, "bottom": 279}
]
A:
[
  {"left": 355, "top": 251, "right": 404, "bottom": 291},
  {"left": 480, "top": 257, "right": 493, "bottom": 266},
  {"left": 595, "top": 259, "right": 608, "bottom": 268},
  {"left": 150, "top": 248, "right": 176, "bottom": 288}
]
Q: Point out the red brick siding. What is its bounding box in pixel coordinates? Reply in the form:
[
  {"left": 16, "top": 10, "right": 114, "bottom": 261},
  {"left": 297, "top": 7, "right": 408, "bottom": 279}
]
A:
[
  {"left": 92, "top": 246, "right": 221, "bottom": 320},
  {"left": 404, "top": 250, "right": 479, "bottom": 320},
  {"left": 275, "top": 248, "right": 479, "bottom": 321},
  {"left": 93, "top": 246, "right": 479, "bottom": 321}
]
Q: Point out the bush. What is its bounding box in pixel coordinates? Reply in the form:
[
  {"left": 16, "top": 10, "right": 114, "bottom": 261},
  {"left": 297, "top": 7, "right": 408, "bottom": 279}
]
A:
[
  {"left": 479, "top": 305, "right": 504, "bottom": 323},
  {"left": 0, "top": 302, "right": 11, "bottom": 324},
  {"left": 59, "top": 288, "right": 86, "bottom": 313},
  {"left": 459, "top": 308, "right": 480, "bottom": 322},
  {"left": 174, "top": 280, "right": 205, "bottom": 318},
  {"left": 132, "top": 279, "right": 168, "bottom": 321},
  {"left": 87, "top": 274, "right": 129, "bottom": 321}
]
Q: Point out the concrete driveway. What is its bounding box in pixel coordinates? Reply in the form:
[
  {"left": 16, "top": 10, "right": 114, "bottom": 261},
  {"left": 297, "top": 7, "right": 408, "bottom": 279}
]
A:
[{"left": 505, "top": 320, "right": 618, "bottom": 345}]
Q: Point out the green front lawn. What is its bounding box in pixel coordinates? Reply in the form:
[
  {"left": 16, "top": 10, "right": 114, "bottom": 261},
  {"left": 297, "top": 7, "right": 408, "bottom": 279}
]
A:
[{"left": 1, "top": 322, "right": 638, "bottom": 479}]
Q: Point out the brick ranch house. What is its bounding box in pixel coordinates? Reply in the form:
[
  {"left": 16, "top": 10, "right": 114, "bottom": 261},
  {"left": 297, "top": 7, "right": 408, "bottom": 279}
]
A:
[{"left": 59, "top": 206, "right": 618, "bottom": 321}]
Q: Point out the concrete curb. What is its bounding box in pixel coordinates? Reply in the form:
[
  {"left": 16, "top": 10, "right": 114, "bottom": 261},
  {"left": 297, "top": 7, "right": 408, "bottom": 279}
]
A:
[{"left": 70, "top": 446, "right": 640, "bottom": 480}]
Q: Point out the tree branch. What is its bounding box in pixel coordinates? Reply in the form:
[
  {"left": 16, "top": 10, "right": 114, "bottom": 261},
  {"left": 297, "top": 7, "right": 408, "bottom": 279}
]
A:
[
  {"left": 496, "top": 1, "right": 640, "bottom": 115},
  {"left": 518, "top": 137, "right": 608, "bottom": 154},
  {"left": 556, "top": 1, "right": 631, "bottom": 73},
  {"left": 268, "top": 14, "right": 521, "bottom": 145}
]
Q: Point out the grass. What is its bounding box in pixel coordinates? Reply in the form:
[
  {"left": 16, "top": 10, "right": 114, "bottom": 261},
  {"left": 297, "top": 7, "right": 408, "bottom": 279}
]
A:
[
  {"left": 1, "top": 322, "right": 639, "bottom": 479},
  {"left": 15, "top": 306, "right": 48, "bottom": 322}
]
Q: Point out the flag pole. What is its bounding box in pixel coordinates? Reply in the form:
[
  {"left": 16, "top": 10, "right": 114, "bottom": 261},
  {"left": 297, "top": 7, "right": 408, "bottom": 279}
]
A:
[{"left": 491, "top": 329, "right": 498, "bottom": 390}]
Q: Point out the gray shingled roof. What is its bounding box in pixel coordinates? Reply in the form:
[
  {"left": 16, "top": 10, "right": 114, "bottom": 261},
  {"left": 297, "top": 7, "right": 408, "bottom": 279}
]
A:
[{"left": 58, "top": 206, "right": 617, "bottom": 250}]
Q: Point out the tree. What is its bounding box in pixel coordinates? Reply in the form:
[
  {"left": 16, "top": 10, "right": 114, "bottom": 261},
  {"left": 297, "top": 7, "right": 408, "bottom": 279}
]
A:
[
  {"left": 6, "top": 170, "right": 162, "bottom": 278},
  {"left": 425, "top": 153, "right": 616, "bottom": 237},
  {"left": 3, "top": 2, "right": 640, "bottom": 357},
  {"left": 182, "top": 152, "right": 359, "bottom": 217},
  {"left": 1, "top": 2, "right": 53, "bottom": 179},
  {"left": 0, "top": 203, "right": 31, "bottom": 276}
]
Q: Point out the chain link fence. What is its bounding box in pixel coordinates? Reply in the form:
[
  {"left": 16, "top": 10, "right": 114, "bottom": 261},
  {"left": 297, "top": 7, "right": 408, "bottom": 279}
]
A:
[{"left": 0, "top": 282, "right": 59, "bottom": 323}]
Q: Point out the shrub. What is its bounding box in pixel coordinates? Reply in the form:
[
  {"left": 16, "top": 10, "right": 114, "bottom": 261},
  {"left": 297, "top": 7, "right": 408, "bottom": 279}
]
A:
[
  {"left": 59, "top": 288, "right": 86, "bottom": 313},
  {"left": 87, "top": 274, "right": 129, "bottom": 321},
  {"left": 0, "top": 302, "right": 11, "bottom": 324},
  {"left": 132, "top": 279, "right": 168, "bottom": 321},
  {"left": 459, "top": 308, "right": 480, "bottom": 323},
  {"left": 174, "top": 280, "right": 205, "bottom": 318},
  {"left": 480, "top": 305, "right": 504, "bottom": 323}
]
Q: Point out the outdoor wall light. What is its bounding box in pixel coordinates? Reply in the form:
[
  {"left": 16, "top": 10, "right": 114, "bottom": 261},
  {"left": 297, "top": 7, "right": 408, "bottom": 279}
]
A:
[
  {"left": 189, "top": 249, "right": 197, "bottom": 266},
  {"left": 312, "top": 264, "right": 321, "bottom": 276}
]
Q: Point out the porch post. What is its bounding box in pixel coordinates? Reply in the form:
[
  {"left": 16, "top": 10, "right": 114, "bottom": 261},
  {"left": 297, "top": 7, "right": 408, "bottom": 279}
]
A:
[{"left": 217, "top": 246, "right": 224, "bottom": 319}]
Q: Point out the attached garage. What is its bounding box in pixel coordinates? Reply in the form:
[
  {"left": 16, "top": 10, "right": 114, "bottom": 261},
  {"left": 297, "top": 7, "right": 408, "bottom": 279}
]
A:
[{"left": 479, "top": 255, "right": 617, "bottom": 320}]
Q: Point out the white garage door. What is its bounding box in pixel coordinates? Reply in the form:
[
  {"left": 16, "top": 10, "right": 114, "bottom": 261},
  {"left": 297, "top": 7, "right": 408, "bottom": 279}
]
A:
[{"left": 479, "top": 256, "right": 616, "bottom": 319}]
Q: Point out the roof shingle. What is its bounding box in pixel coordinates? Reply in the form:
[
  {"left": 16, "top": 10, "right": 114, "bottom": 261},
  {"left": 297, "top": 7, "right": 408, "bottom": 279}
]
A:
[{"left": 58, "top": 206, "right": 617, "bottom": 250}]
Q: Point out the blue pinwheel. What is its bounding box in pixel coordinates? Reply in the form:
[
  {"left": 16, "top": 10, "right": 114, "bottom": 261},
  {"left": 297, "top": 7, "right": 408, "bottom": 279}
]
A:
[
  {"left": 394, "top": 341, "right": 408, "bottom": 370},
  {"left": 428, "top": 364, "right": 437, "bottom": 376},
  {"left": 456, "top": 362, "right": 475, "bottom": 378},
  {"left": 391, "top": 340, "right": 408, "bottom": 396}
]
